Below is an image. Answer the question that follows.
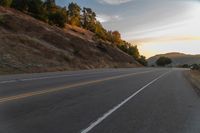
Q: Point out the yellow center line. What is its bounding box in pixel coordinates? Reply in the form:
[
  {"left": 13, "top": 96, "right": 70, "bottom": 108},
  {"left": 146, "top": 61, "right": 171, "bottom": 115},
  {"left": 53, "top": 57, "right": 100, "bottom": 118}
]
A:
[{"left": 0, "top": 70, "right": 157, "bottom": 104}]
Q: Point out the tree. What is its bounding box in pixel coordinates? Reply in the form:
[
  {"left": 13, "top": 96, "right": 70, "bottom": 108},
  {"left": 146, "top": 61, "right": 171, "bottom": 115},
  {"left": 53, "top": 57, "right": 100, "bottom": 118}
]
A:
[
  {"left": 82, "top": 7, "right": 96, "bottom": 32},
  {"left": 27, "top": 0, "right": 47, "bottom": 21},
  {"left": 0, "top": 0, "right": 13, "bottom": 7},
  {"left": 117, "top": 43, "right": 129, "bottom": 53},
  {"left": 48, "top": 9, "right": 67, "bottom": 27},
  {"left": 67, "top": 2, "right": 81, "bottom": 26},
  {"left": 128, "top": 45, "right": 140, "bottom": 60},
  {"left": 28, "top": 0, "right": 43, "bottom": 14},
  {"left": 11, "top": 0, "right": 29, "bottom": 12},
  {"left": 138, "top": 55, "right": 148, "bottom": 66},
  {"left": 181, "top": 64, "right": 189, "bottom": 68},
  {"left": 191, "top": 64, "right": 200, "bottom": 70},
  {"left": 112, "top": 31, "right": 121, "bottom": 44},
  {"left": 44, "top": 0, "right": 57, "bottom": 13},
  {"left": 156, "top": 57, "right": 172, "bottom": 66},
  {"left": 93, "top": 21, "right": 108, "bottom": 40}
]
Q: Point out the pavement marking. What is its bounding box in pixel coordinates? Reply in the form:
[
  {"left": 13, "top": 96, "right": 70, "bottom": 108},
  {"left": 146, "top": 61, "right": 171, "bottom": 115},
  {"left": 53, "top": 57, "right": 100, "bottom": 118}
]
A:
[
  {"left": 0, "top": 70, "right": 156, "bottom": 104},
  {"left": 81, "top": 71, "right": 171, "bottom": 133},
  {"left": 0, "top": 72, "right": 107, "bottom": 84},
  {"left": 0, "top": 69, "right": 146, "bottom": 84}
]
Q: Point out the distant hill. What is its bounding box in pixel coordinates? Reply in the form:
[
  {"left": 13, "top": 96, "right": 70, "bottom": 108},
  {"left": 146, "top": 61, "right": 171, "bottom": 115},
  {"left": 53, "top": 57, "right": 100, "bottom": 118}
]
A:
[
  {"left": 0, "top": 7, "right": 140, "bottom": 74},
  {"left": 148, "top": 52, "right": 200, "bottom": 66}
]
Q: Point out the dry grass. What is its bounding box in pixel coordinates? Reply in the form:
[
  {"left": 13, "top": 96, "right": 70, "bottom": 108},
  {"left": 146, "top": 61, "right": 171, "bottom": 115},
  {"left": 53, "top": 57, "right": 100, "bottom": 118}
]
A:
[
  {"left": 190, "top": 71, "right": 200, "bottom": 83},
  {"left": 0, "top": 6, "right": 139, "bottom": 75},
  {"left": 186, "top": 70, "right": 200, "bottom": 94}
]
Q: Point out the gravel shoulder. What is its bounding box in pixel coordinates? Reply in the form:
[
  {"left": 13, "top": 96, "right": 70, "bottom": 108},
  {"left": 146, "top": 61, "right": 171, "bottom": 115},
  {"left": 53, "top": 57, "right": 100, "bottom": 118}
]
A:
[{"left": 185, "top": 70, "right": 200, "bottom": 95}]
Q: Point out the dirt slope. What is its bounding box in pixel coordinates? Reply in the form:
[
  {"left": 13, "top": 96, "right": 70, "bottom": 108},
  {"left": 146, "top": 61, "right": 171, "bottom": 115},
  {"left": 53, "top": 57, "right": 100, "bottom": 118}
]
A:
[{"left": 0, "top": 7, "right": 139, "bottom": 74}]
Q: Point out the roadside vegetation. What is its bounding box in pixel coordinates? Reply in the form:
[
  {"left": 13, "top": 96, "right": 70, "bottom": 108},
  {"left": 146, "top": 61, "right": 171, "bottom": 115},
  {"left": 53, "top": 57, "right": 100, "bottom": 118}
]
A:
[
  {"left": 178, "top": 64, "right": 200, "bottom": 70},
  {"left": 156, "top": 57, "right": 172, "bottom": 67},
  {"left": 190, "top": 64, "right": 200, "bottom": 70},
  {"left": 0, "top": 0, "right": 147, "bottom": 66}
]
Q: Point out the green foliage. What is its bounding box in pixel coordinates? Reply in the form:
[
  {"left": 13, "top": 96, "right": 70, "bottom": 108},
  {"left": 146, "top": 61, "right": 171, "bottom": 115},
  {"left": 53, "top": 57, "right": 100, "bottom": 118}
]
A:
[
  {"left": 0, "top": 0, "right": 13, "bottom": 7},
  {"left": 48, "top": 9, "right": 67, "bottom": 27},
  {"left": 137, "top": 56, "right": 148, "bottom": 66},
  {"left": 156, "top": 56, "right": 172, "bottom": 66},
  {"left": 180, "top": 64, "right": 190, "bottom": 68},
  {"left": 117, "top": 42, "right": 147, "bottom": 66},
  {"left": 94, "top": 22, "right": 108, "bottom": 40},
  {"left": 111, "top": 31, "right": 121, "bottom": 44},
  {"left": 68, "top": 2, "right": 81, "bottom": 26},
  {"left": 28, "top": 0, "right": 48, "bottom": 21},
  {"left": 191, "top": 64, "right": 200, "bottom": 70},
  {"left": 128, "top": 45, "right": 140, "bottom": 60},
  {"left": 28, "top": 0, "right": 43, "bottom": 14},
  {"left": 82, "top": 7, "right": 96, "bottom": 32},
  {"left": 117, "top": 43, "right": 129, "bottom": 53},
  {"left": 11, "top": 0, "right": 29, "bottom": 11},
  {"left": 0, "top": 15, "right": 5, "bottom": 25}
]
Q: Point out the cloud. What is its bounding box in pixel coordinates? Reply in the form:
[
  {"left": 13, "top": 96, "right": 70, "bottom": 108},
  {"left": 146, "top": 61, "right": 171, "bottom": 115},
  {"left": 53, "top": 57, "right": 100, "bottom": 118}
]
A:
[
  {"left": 98, "top": 0, "right": 132, "bottom": 5},
  {"left": 96, "top": 14, "right": 121, "bottom": 23},
  {"left": 130, "top": 36, "right": 200, "bottom": 44}
]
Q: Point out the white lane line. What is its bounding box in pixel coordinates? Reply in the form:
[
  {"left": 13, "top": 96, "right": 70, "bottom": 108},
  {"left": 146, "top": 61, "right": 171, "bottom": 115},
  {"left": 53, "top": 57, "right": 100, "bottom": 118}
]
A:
[{"left": 81, "top": 71, "right": 171, "bottom": 133}]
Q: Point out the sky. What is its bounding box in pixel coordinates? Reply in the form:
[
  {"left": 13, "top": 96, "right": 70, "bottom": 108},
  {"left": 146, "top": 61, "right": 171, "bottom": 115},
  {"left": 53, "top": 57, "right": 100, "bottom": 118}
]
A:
[{"left": 56, "top": 0, "right": 200, "bottom": 58}]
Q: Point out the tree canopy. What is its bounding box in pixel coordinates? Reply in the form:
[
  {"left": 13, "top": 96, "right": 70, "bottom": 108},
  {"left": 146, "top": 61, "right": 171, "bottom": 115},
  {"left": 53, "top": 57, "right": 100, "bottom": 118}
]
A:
[
  {"left": 0, "top": 0, "right": 13, "bottom": 7},
  {"left": 156, "top": 57, "right": 172, "bottom": 66}
]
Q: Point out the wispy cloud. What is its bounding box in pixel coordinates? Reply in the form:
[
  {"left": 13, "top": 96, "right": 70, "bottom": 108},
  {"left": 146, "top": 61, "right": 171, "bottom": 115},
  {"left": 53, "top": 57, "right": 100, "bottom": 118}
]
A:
[
  {"left": 98, "top": 0, "right": 132, "bottom": 5},
  {"left": 96, "top": 14, "right": 121, "bottom": 23},
  {"left": 130, "top": 36, "right": 200, "bottom": 44}
]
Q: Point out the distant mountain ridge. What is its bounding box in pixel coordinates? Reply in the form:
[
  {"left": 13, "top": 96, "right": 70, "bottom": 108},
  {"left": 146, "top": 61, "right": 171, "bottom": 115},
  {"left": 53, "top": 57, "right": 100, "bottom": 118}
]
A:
[{"left": 148, "top": 52, "right": 200, "bottom": 66}]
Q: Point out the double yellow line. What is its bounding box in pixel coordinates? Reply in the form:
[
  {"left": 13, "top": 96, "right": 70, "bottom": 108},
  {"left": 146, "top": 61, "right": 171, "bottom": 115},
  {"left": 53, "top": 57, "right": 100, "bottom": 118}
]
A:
[{"left": 0, "top": 70, "right": 156, "bottom": 104}]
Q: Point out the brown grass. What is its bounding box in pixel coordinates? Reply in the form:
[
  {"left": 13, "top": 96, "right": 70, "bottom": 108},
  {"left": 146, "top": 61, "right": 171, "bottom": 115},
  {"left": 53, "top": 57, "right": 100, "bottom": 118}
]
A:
[
  {"left": 186, "top": 70, "right": 200, "bottom": 95},
  {"left": 0, "top": 6, "right": 140, "bottom": 75}
]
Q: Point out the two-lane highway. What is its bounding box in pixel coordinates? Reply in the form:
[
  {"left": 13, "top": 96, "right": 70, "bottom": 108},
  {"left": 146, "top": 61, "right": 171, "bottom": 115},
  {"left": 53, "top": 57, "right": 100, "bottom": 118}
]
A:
[{"left": 0, "top": 68, "right": 199, "bottom": 133}]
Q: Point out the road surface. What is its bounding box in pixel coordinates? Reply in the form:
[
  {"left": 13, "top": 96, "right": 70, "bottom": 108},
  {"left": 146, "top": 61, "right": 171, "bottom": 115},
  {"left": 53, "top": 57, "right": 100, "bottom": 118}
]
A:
[{"left": 0, "top": 68, "right": 199, "bottom": 133}]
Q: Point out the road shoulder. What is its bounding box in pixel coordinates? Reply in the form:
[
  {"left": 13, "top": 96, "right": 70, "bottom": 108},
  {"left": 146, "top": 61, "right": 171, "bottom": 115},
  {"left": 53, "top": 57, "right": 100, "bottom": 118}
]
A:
[{"left": 184, "top": 70, "right": 200, "bottom": 96}]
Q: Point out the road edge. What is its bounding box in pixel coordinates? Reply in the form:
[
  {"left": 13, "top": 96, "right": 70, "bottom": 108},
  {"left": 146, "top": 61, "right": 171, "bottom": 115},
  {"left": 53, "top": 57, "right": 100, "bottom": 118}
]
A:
[{"left": 184, "top": 70, "right": 200, "bottom": 96}]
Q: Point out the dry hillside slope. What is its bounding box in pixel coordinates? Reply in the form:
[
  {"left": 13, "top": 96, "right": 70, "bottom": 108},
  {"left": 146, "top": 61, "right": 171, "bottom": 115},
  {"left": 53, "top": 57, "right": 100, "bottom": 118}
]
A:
[
  {"left": 0, "top": 7, "right": 140, "bottom": 74},
  {"left": 148, "top": 52, "right": 200, "bottom": 66}
]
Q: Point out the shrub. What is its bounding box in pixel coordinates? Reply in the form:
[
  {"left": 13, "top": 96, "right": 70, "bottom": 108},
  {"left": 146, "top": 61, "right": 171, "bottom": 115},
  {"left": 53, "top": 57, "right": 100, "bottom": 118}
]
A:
[
  {"left": 11, "top": 0, "right": 29, "bottom": 11},
  {"left": 190, "top": 64, "right": 200, "bottom": 70},
  {"left": 48, "top": 10, "right": 67, "bottom": 27},
  {"left": 156, "top": 57, "right": 172, "bottom": 66},
  {"left": 0, "top": 15, "right": 5, "bottom": 25},
  {"left": 137, "top": 56, "right": 148, "bottom": 66},
  {"left": 0, "top": 0, "right": 13, "bottom": 7}
]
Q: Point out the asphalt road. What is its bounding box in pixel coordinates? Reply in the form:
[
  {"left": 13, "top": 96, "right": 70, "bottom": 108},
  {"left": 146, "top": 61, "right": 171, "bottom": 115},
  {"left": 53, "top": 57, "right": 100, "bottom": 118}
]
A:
[{"left": 0, "top": 68, "right": 199, "bottom": 133}]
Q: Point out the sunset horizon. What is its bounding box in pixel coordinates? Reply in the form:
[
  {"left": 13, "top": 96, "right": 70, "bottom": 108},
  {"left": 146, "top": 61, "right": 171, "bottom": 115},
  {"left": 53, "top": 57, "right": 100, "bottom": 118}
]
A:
[{"left": 57, "top": 0, "right": 200, "bottom": 57}]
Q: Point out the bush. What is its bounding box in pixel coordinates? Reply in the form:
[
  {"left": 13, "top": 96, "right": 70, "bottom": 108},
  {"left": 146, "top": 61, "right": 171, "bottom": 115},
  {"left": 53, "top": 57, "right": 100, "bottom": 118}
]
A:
[
  {"left": 156, "top": 57, "right": 172, "bottom": 67},
  {"left": 48, "top": 10, "right": 67, "bottom": 27},
  {"left": 181, "top": 64, "right": 190, "bottom": 68},
  {"left": 190, "top": 64, "right": 200, "bottom": 70},
  {"left": 0, "top": 15, "right": 5, "bottom": 25},
  {"left": 137, "top": 56, "right": 148, "bottom": 66},
  {"left": 0, "top": 0, "right": 12, "bottom": 7},
  {"left": 11, "top": 0, "right": 29, "bottom": 11}
]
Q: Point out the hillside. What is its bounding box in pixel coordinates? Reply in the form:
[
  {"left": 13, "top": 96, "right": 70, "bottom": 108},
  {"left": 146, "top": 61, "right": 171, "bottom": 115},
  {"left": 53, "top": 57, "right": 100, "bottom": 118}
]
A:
[
  {"left": 148, "top": 52, "right": 200, "bottom": 66},
  {"left": 0, "top": 7, "right": 140, "bottom": 74}
]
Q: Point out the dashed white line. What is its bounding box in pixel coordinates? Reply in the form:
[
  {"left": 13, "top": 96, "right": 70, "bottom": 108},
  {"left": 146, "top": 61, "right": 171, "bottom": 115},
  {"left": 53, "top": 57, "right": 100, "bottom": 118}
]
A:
[{"left": 81, "top": 71, "right": 170, "bottom": 133}]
